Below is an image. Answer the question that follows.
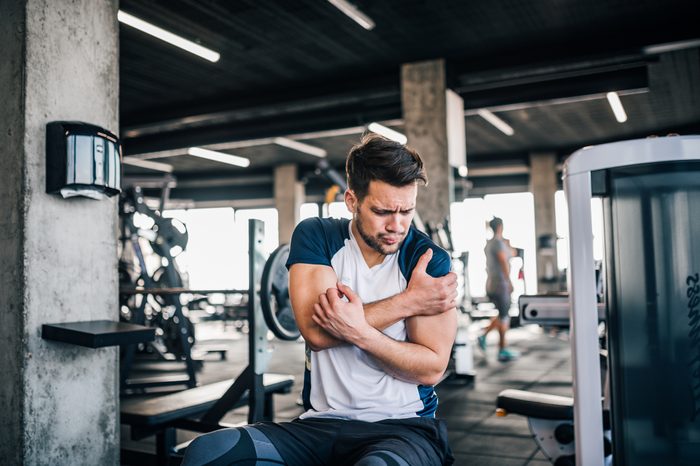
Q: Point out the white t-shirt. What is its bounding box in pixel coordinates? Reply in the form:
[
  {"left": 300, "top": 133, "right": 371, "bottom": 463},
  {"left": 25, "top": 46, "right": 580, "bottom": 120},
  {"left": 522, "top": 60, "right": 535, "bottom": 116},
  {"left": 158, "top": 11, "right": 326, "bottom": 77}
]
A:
[{"left": 286, "top": 217, "right": 451, "bottom": 422}]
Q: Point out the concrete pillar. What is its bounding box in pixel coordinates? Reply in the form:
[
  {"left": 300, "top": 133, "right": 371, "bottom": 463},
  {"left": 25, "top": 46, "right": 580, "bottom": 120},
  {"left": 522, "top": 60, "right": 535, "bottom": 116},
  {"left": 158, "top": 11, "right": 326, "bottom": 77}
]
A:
[
  {"left": 0, "top": 1, "right": 119, "bottom": 464},
  {"left": 401, "top": 59, "right": 455, "bottom": 227},
  {"left": 529, "top": 152, "right": 559, "bottom": 293},
  {"left": 274, "top": 164, "right": 304, "bottom": 244}
]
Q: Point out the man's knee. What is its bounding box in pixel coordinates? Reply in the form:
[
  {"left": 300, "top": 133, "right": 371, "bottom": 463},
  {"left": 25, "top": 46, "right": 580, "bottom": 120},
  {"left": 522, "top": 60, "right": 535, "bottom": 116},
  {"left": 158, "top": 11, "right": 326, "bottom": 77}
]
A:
[
  {"left": 182, "top": 426, "right": 283, "bottom": 466},
  {"left": 182, "top": 428, "right": 248, "bottom": 466}
]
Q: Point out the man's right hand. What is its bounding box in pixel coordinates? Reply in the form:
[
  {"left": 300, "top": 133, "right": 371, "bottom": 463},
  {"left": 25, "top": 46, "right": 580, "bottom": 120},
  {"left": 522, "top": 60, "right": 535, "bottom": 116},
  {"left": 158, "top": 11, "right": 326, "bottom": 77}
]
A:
[{"left": 404, "top": 249, "right": 458, "bottom": 317}]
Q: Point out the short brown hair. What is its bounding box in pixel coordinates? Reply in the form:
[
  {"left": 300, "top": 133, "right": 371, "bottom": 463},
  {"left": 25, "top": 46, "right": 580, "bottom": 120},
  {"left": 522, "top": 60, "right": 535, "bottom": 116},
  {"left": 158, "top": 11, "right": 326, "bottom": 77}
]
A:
[{"left": 345, "top": 133, "right": 427, "bottom": 200}]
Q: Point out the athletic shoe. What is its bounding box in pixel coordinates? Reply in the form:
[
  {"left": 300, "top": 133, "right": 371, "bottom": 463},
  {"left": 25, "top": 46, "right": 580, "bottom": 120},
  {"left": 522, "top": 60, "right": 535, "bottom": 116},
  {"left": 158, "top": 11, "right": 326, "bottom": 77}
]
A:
[
  {"left": 498, "top": 348, "right": 520, "bottom": 362},
  {"left": 477, "top": 335, "right": 487, "bottom": 352}
]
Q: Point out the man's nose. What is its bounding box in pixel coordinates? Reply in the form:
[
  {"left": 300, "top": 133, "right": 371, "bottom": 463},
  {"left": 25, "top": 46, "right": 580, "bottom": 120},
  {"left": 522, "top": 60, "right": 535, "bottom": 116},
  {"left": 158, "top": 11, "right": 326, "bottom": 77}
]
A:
[{"left": 387, "top": 214, "right": 403, "bottom": 232}]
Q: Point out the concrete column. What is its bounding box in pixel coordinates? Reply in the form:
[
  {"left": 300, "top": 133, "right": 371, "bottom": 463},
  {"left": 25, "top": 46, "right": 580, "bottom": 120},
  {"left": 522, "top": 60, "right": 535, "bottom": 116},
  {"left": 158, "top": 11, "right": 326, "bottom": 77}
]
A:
[
  {"left": 0, "top": 1, "right": 119, "bottom": 464},
  {"left": 274, "top": 164, "right": 304, "bottom": 244},
  {"left": 529, "top": 152, "right": 559, "bottom": 293},
  {"left": 401, "top": 59, "right": 455, "bottom": 227}
]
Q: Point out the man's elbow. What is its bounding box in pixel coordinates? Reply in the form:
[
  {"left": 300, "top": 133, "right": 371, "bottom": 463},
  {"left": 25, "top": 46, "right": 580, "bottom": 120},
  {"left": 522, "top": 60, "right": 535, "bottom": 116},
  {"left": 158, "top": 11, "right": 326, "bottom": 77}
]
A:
[
  {"left": 417, "top": 370, "right": 445, "bottom": 386},
  {"left": 305, "top": 339, "right": 326, "bottom": 352},
  {"left": 300, "top": 331, "right": 337, "bottom": 352}
]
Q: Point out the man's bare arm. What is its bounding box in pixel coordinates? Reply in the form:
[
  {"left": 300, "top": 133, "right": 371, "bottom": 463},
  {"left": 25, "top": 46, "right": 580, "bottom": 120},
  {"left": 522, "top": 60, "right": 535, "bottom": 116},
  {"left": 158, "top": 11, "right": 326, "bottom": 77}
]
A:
[
  {"left": 497, "top": 249, "right": 513, "bottom": 292},
  {"left": 314, "top": 284, "right": 457, "bottom": 385},
  {"left": 289, "top": 263, "right": 340, "bottom": 351},
  {"left": 290, "top": 249, "right": 457, "bottom": 351}
]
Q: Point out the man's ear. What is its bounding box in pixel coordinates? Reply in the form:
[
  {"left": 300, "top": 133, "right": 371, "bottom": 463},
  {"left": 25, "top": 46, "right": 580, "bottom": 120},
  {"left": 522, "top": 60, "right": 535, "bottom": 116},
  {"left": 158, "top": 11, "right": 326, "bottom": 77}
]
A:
[{"left": 345, "top": 189, "right": 358, "bottom": 213}]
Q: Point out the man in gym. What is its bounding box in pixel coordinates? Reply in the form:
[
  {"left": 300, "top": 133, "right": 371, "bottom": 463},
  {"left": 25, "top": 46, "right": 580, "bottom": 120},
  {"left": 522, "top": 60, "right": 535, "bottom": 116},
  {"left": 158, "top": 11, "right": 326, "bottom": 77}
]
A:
[
  {"left": 182, "top": 134, "right": 458, "bottom": 466},
  {"left": 477, "top": 217, "right": 519, "bottom": 362}
]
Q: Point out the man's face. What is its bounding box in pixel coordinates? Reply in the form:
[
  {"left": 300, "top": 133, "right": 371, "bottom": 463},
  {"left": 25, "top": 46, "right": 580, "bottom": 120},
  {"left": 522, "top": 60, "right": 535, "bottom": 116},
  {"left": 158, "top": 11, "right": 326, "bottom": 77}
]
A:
[{"left": 346, "top": 180, "right": 417, "bottom": 255}]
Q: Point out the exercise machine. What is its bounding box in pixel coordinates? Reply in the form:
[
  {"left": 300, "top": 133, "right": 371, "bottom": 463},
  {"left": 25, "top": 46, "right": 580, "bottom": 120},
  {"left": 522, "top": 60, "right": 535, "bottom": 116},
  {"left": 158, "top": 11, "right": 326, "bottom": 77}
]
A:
[
  {"left": 121, "top": 219, "right": 298, "bottom": 464},
  {"left": 119, "top": 186, "right": 200, "bottom": 390},
  {"left": 497, "top": 136, "right": 700, "bottom": 465},
  {"left": 498, "top": 294, "right": 611, "bottom": 465}
]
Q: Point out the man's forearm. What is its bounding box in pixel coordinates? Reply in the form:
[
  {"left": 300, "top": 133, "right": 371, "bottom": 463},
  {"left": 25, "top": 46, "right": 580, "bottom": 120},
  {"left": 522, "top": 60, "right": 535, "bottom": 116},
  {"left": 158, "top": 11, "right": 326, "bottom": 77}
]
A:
[
  {"left": 309, "top": 292, "right": 413, "bottom": 351},
  {"left": 351, "top": 327, "right": 446, "bottom": 386},
  {"left": 364, "top": 293, "right": 414, "bottom": 329}
]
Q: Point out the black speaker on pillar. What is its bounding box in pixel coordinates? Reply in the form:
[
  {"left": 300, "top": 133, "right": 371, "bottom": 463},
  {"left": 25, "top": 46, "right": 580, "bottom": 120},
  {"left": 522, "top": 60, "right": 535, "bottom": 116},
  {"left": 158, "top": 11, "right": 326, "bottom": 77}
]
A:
[{"left": 46, "top": 121, "right": 122, "bottom": 199}]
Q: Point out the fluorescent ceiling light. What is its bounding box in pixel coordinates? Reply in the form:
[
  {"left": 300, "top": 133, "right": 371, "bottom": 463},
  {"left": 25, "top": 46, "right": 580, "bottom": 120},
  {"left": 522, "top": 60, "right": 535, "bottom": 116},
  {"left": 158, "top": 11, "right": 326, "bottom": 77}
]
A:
[
  {"left": 117, "top": 10, "right": 220, "bottom": 63},
  {"left": 122, "top": 158, "right": 174, "bottom": 173},
  {"left": 643, "top": 38, "right": 700, "bottom": 55},
  {"left": 368, "top": 123, "right": 408, "bottom": 144},
  {"left": 606, "top": 92, "right": 628, "bottom": 123},
  {"left": 187, "top": 147, "right": 250, "bottom": 167},
  {"left": 328, "top": 0, "right": 375, "bottom": 30},
  {"left": 476, "top": 109, "right": 514, "bottom": 136},
  {"left": 458, "top": 165, "right": 468, "bottom": 178},
  {"left": 273, "top": 137, "right": 327, "bottom": 158}
]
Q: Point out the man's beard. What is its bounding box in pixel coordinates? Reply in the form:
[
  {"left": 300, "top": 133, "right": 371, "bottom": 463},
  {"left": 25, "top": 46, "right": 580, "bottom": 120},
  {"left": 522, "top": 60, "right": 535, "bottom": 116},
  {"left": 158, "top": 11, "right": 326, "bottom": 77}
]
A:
[{"left": 355, "top": 214, "right": 405, "bottom": 256}]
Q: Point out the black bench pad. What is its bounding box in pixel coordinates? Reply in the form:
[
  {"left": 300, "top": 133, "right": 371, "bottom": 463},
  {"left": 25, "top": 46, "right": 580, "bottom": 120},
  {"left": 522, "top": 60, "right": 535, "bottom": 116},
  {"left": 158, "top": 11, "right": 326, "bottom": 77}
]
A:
[
  {"left": 121, "top": 373, "right": 294, "bottom": 427},
  {"left": 496, "top": 389, "right": 573, "bottom": 420}
]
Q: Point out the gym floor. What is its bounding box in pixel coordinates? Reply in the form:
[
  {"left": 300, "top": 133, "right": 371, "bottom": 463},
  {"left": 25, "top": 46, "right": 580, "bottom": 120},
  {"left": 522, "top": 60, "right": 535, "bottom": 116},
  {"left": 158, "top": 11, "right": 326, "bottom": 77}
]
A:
[{"left": 121, "top": 320, "right": 572, "bottom": 465}]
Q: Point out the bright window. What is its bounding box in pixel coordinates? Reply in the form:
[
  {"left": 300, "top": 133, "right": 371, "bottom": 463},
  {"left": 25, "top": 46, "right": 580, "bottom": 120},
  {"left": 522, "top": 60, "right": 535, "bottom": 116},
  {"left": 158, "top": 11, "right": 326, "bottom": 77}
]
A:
[
  {"left": 163, "top": 208, "right": 237, "bottom": 290},
  {"left": 450, "top": 193, "right": 537, "bottom": 299},
  {"left": 300, "top": 202, "right": 319, "bottom": 220},
  {"left": 554, "top": 190, "right": 605, "bottom": 272},
  {"left": 162, "top": 207, "right": 279, "bottom": 290},
  {"left": 327, "top": 201, "right": 352, "bottom": 219}
]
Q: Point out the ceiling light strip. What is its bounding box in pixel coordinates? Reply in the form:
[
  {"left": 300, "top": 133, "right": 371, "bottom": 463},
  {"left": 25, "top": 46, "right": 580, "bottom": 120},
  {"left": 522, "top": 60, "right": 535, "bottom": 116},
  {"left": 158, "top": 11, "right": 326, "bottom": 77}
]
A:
[
  {"left": 464, "top": 88, "right": 648, "bottom": 116},
  {"left": 187, "top": 147, "right": 250, "bottom": 167},
  {"left": 368, "top": 123, "right": 408, "bottom": 144},
  {"left": 606, "top": 92, "right": 628, "bottom": 123},
  {"left": 273, "top": 137, "right": 327, "bottom": 158},
  {"left": 117, "top": 10, "right": 220, "bottom": 63},
  {"left": 476, "top": 109, "right": 514, "bottom": 136},
  {"left": 327, "top": 0, "right": 375, "bottom": 30},
  {"left": 122, "top": 158, "right": 174, "bottom": 173},
  {"left": 643, "top": 38, "right": 700, "bottom": 55}
]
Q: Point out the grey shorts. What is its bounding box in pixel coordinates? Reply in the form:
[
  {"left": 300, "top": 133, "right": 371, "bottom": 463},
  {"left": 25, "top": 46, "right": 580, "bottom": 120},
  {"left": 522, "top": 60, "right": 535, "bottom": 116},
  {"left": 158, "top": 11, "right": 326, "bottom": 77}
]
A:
[
  {"left": 254, "top": 416, "right": 454, "bottom": 466},
  {"left": 487, "top": 290, "right": 511, "bottom": 320}
]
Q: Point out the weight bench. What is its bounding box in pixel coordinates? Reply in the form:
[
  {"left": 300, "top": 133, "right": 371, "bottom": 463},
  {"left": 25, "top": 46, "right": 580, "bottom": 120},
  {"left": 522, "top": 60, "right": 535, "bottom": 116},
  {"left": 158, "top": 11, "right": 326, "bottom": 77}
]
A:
[
  {"left": 121, "top": 373, "right": 294, "bottom": 465},
  {"left": 496, "top": 389, "right": 610, "bottom": 465}
]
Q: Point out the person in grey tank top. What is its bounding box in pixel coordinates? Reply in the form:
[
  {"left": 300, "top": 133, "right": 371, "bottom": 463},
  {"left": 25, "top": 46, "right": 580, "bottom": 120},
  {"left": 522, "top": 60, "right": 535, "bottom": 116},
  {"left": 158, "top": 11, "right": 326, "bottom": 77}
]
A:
[{"left": 477, "top": 217, "right": 520, "bottom": 362}]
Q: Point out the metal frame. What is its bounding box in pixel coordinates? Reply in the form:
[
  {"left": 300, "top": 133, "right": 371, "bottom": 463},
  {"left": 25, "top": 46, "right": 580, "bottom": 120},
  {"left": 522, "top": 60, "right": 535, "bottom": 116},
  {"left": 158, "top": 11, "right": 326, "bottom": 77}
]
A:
[
  {"left": 200, "top": 218, "right": 272, "bottom": 425},
  {"left": 562, "top": 136, "right": 700, "bottom": 466}
]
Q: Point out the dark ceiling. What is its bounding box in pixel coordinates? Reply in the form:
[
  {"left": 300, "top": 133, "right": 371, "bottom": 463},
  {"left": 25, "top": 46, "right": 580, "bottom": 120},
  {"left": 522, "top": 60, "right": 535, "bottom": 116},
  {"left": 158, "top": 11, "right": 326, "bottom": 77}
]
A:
[{"left": 119, "top": 0, "right": 700, "bottom": 205}]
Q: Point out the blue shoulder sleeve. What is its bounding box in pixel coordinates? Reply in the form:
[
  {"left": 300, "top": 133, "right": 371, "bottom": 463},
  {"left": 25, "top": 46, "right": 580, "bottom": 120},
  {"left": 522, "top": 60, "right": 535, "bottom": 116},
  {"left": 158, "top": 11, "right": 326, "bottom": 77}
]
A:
[
  {"left": 285, "top": 217, "right": 349, "bottom": 269},
  {"left": 399, "top": 227, "right": 451, "bottom": 281}
]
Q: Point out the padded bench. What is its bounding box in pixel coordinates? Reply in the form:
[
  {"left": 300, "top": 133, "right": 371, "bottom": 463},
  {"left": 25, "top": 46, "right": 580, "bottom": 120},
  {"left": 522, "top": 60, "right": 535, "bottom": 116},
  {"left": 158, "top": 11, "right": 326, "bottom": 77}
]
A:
[
  {"left": 121, "top": 373, "right": 294, "bottom": 465},
  {"left": 496, "top": 389, "right": 610, "bottom": 428},
  {"left": 496, "top": 389, "right": 574, "bottom": 420}
]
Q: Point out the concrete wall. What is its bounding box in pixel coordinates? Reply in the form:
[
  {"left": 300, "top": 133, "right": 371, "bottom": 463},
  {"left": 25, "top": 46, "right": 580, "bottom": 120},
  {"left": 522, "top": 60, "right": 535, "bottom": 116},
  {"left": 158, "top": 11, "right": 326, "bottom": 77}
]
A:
[
  {"left": 401, "top": 59, "right": 454, "bottom": 226},
  {"left": 0, "top": 2, "right": 29, "bottom": 463},
  {"left": 0, "top": 0, "right": 119, "bottom": 464}
]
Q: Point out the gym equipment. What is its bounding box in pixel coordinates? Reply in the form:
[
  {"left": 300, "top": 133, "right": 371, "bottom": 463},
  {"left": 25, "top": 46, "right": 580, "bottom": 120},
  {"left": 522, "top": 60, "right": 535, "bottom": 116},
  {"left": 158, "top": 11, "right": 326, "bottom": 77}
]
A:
[
  {"left": 498, "top": 294, "right": 611, "bottom": 465},
  {"left": 518, "top": 294, "right": 606, "bottom": 327},
  {"left": 261, "top": 244, "right": 300, "bottom": 341},
  {"left": 498, "top": 137, "right": 700, "bottom": 466},
  {"left": 121, "top": 219, "right": 296, "bottom": 464},
  {"left": 119, "top": 186, "right": 199, "bottom": 391},
  {"left": 496, "top": 389, "right": 612, "bottom": 466},
  {"left": 566, "top": 136, "right": 700, "bottom": 465}
]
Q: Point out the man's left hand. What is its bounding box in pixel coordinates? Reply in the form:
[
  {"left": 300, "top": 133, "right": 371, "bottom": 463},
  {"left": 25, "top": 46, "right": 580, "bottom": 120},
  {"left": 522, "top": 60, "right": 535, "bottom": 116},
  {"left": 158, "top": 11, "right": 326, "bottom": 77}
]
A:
[{"left": 312, "top": 282, "right": 371, "bottom": 345}]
